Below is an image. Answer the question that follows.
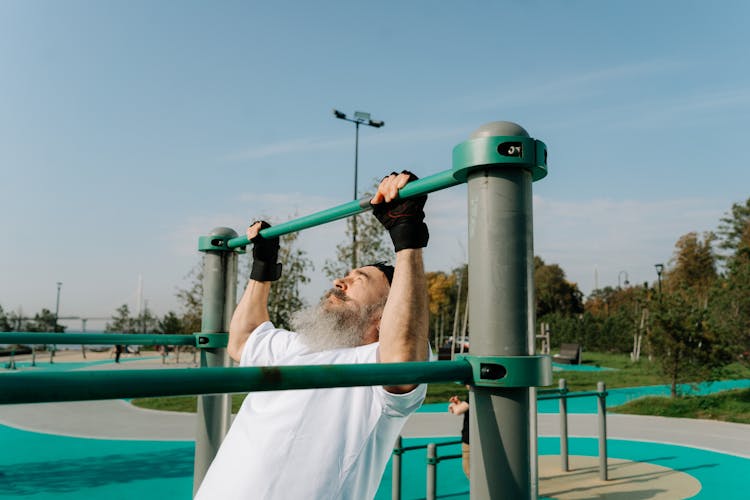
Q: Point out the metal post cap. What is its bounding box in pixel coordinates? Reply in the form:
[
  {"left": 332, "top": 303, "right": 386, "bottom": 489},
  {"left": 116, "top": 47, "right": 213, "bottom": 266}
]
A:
[
  {"left": 198, "top": 227, "right": 241, "bottom": 252},
  {"left": 452, "top": 121, "right": 548, "bottom": 182},
  {"left": 469, "top": 121, "right": 530, "bottom": 139}
]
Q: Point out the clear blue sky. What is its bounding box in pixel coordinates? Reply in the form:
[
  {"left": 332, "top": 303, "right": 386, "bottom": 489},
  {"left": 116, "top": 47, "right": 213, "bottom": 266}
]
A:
[{"left": 2, "top": 0, "right": 748, "bottom": 330}]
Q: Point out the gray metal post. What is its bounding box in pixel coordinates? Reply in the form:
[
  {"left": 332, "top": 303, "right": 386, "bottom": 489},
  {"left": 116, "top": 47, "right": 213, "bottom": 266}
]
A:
[
  {"left": 527, "top": 211, "right": 538, "bottom": 499},
  {"left": 466, "top": 122, "right": 535, "bottom": 499},
  {"left": 559, "top": 378, "right": 569, "bottom": 471},
  {"left": 193, "top": 227, "right": 238, "bottom": 495},
  {"left": 426, "top": 443, "right": 437, "bottom": 500},
  {"left": 597, "top": 381, "right": 608, "bottom": 481},
  {"left": 392, "top": 436, "right": 402, "bottom": 500}
]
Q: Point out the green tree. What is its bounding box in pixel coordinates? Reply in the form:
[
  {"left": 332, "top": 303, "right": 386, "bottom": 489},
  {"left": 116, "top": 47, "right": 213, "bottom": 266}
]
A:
[
  {"left": 158, "top": 311, "right": 184, "bottom": 334},
  {"left": 534, "top": 256, "right": 584, "bottom": 317},
  {"left": 260, "top": 231, "right": 314, "bottom": 329},
  {"left": 426, "top": 271, "right": 456, "bottom": 346},
  {"left": 323, "top": 180, "right": 391, "bottom": 280},
  {"left": 134, "top": 305, "right": 158, "bottom": 334},
  {"left": 663, "top": 232, "right": 717, "bottom": 305},
  {"left": 650, "top": 232, "right": 729, "bottom": 396},
  {"left": 25, "top": 309, "right": 65, "bottom": 332},
  {"left": 107, "top": 304, "right": 136, "bottom": 333},
  {"left": 716, "top": 198, "right": 750, "bottom": 262},
  {"left": 712, "top": 198, "right": 750, "bottom": 359},
  {"left": 651, "top": 291, "right": 730, "bottom": 397},
  {"left": 0, "top": 305, "right": 11, "bottom": 331},
  {"left": 176, "top": 259, "right": 203, "bottom": 336}
]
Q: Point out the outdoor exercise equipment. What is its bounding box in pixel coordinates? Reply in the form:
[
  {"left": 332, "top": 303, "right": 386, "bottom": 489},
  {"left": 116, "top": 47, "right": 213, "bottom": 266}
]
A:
[{"left": 0, "top": 121, "right": 550, "bottom": 499}]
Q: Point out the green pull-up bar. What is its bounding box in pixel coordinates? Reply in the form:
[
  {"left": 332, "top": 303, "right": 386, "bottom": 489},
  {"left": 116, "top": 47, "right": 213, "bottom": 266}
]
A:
[
  {"left": 222, "top": 169, "right": 462, "bottom": 249},
  {"left": 0, "top": 360, "right": 472, "bottom": 405},
  {"left": 0, "top": 332, "right": 199, "bottom": 347}
]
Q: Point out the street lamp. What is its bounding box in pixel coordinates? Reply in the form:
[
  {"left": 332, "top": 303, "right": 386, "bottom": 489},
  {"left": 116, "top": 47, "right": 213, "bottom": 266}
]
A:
[
  {"left": 54, "top": 282, "right": 62, "bottom": 331},
  {"left": 618, "top": 271, "right": 630, "bottom": 288},
  {"left": 52, "top": 281, "right": 62, "bottom": 363},
  {"left": 654, "top": 264, "right": 664, "bottom": 296},
  {"left": 332, "top": 109, "right": 385, "bottom": 270}
]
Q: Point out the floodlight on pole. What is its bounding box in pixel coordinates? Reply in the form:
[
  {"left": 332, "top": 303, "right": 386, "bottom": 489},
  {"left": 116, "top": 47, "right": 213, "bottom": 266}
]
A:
[
  {"left": 654, "top": 263, "right": 664, "bottom": 296},
  {"left": 618, "top": 271, "right": 629, "bottom": 288},
  {"left": 332, "top": 108, "right": 386, "bottom": 270}
]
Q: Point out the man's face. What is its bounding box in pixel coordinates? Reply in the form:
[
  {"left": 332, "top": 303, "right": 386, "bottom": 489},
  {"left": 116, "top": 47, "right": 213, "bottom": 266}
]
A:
[
  {"left": 324, "top": 266, "right": 390, "bottom": 313},
  {"left": 291, "top": 266, "right": 389, "bottom": 352}
]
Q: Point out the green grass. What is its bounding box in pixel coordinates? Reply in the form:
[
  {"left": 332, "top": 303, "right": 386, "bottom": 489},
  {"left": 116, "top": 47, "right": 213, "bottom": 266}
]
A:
[
  {"left": 551, "top": 353, "right": 750, "bottom": 392},
  {"left": 132, "top": 394, "right": 246, "bottom": 413},
  {"left": 610, "top": 388, "right": 750, "bottom": 424}
]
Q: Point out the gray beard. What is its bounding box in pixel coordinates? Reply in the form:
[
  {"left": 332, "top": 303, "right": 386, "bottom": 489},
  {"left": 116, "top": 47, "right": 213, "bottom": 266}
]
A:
[{"left": 290, "top": 292, "right": 379, "bottom": 352}]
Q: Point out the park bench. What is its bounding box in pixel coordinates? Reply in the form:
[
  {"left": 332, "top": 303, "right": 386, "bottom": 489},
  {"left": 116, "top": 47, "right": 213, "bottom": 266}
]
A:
[{"left": 552, "top": 343, "right": 581, "bottom": 365}]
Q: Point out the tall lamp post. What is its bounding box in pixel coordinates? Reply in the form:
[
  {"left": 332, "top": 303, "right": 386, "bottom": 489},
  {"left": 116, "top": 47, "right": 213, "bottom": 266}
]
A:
[
  {"left": 617, "top": 271, "right": 630, "bottom": 288},
  {"left": 52, "top": 281, "right": 62, "bottom": 363},
  {"left": 332, "top": 109, "right": 385, "bottom": 270},
  {"left": 654, "top": 264, "right": 664, "bottom": 296}
]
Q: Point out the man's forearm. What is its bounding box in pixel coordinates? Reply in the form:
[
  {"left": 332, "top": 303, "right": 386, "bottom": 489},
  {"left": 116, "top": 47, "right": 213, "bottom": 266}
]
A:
[
  {"left": 379, "top": 248, "right": 429, "bottom": 366},
  {"left": 227, "top": 279, "right": 271, "bottom": 362}
]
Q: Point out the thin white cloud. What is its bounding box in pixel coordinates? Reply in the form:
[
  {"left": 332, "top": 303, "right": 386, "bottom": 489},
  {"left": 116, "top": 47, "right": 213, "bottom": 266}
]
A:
[
  {"left": 222, "top": 126, "right": 466, "bottom": 163},
  {"left": 224, "top": 137, "right": 348, "bottom": 161},
  {"left": 533, "top": 195, "right": 725, "bottom": 295}
]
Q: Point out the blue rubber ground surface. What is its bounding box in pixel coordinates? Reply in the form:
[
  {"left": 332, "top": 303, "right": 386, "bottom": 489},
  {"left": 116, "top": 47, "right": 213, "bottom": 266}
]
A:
[
  {"left": 3, "top": 356, "right": 162, "bottom": 372},
  {"left": 2, "top": 425, "right": 748, "bottom": 499}
]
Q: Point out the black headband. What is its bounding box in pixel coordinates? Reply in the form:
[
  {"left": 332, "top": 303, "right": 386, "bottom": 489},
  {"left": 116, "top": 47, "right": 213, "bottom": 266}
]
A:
[{"left": 367, "top": 261, "right": 394, "bottom": 285}]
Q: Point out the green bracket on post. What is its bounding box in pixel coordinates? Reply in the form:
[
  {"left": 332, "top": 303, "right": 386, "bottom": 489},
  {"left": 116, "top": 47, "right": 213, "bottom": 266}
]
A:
[
  {"left": 198, "top": 227, "right": 246, "bottom": 253},
  {"left": 452, "top": 133, "right": 548, "bottom": 182},
  {"left": 455, "top": 354, "right": 552, "bottom": 388},
  {"left": 194, "top": 333, "right": 229, "bottom": 349}
]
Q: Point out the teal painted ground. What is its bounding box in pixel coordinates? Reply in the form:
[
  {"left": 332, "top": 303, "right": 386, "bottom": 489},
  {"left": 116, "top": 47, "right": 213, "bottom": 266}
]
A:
[
  {"left": 0, "top": 425, "right": 193, "bottom": 499},
  {"left": 552, "top": 362, "right": 617, "bottom": 372},
  {"left": 1, "top": 424, "right": 748, "bottom": 499},
  {"left": 2, "top": 356, "right": 162, "bottom": 372}
]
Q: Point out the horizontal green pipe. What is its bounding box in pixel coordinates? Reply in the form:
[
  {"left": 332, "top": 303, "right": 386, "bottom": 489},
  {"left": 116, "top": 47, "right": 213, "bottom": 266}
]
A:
[
  {"left": 0, "top": 360, "right": 473, "bottom": 405},
  {"left": 0, "top": 332, "right": 198, "bottom": 347},
  {"left": 398, "top": 439, "right": 463, "bottom": 453},
  {"left": 537, "top": 390, "right": 605, "bottom": 401},
  {"left": 227, "top": 169, "right": 462, "bottom": 249}
]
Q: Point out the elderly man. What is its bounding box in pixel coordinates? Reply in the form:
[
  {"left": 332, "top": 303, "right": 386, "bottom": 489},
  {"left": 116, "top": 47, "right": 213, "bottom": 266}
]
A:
[{"left": 195, "top": 171, "right": 430, "bottom": 499}]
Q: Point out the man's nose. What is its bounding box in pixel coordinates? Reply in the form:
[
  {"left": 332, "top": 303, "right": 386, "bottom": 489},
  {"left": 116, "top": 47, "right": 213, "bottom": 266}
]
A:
[{"left": 334, "top": 278, "right": 346, "bottom": 290}]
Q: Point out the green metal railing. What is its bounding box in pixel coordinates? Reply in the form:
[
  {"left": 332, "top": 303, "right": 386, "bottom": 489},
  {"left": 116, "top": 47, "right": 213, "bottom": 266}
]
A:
[
  {"left": 0, "top": 332, "right": 198, "bottom": 347},
  {"left": 0, "top": 360, "right": 472, "bottom": 405}
]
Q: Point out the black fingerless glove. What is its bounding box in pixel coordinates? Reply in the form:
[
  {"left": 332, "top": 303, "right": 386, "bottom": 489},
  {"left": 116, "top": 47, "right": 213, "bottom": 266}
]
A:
[
  {"left": 371, "top": 170, "right": 429, "bottom": 252},
  {"left": 249, "top": 221, "right": 282, "bottom": 282}
]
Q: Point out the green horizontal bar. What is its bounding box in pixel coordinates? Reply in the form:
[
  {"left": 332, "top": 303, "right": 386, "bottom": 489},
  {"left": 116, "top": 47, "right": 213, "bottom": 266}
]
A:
[
  {"left": 398, "top": 439, "right": 463, "bottom": 454},
  {"left": 537, "top": 388, "right": 566, "bottom": 395},
  {"left": 0, "top": 332, "right": 198, "bottom": 347},
  {"left": 227, "top": 169, "right": 462, "bottom": 249},
  {"left": 437, "top": 454, "right": 463, "bottom": 462},
  {"left": 537, "top": 390, "right": 605, "bottom": 401},
  {"left": 0, "top": 360, "right": 473, "bottom": 405},
  {"left": 434, "top": 440, "right": 463, "bottom": 448}
]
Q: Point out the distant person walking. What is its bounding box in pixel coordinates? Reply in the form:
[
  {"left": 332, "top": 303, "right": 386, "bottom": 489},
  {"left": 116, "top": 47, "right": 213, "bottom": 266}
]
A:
[{"left": 114, "top": 344, "right": 123, "bottom": 363}]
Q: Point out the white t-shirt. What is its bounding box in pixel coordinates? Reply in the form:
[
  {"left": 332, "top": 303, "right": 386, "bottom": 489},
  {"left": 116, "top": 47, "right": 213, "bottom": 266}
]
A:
[{"left": 195, "top": 321, "right": 427, "bottom": 499}]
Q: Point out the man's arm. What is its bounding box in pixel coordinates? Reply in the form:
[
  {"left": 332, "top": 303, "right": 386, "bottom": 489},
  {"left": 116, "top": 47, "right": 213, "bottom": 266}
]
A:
[
  {"left": 227, "top": 279, "right": 271, "bottom": 362},
  {"left": 371, "top": 172, "right": 430, "bottom": 394},
  {"left": 227, "top": 221, "right": 280, "bottom": 363}
]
